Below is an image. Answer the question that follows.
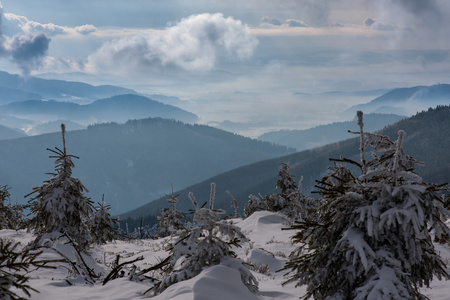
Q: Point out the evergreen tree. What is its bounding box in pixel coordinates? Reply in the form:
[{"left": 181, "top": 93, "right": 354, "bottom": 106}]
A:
[
  {"left": 149, "top": 182, "right": 258, "bottom": 295},
  {"left": 243, "top": 194, "right": 266, "bottom": 217},
  {"left": 0, "top": 185, "right": 24, "bottom": 230},
  {"left": 244, "top": 163, "right": 317, "bottom": 221},
  {"left": 27, "top": 124, "right": 94, "bottom": 251},
  {"left": 282, "top": 111, "right": 450, "bottom": 299},
  {"left": 154, "top": 184, "right": 186, "bottom": 238},
  {"left": 90, "top": 196, "right": 116, "bottom": 244}
]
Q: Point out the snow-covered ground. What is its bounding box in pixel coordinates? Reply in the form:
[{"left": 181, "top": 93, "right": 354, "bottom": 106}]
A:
[{"left": 2, "top": 211, "right": 449, "bottom": 299}]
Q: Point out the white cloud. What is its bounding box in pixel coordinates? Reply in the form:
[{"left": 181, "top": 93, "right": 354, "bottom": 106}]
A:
[
  {"left": 87, "top": 13, "right": 258, "bottom": 74},
  {"left": 285, "top": 19, "right": 308, "bottom": 28},
  {"left": 260, "top": 17, "right": 282, "bottom": 26},
  {"left": 75, "top": 24, "right": 97, "bottom": 35},
  {"left": 3, "top": 12, "right": 97, "bottom": 37}
]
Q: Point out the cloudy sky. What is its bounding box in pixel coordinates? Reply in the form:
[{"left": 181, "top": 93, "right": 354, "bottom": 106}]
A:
[{"left": 0, "top": 0, "right": 449, "bottom": 135}]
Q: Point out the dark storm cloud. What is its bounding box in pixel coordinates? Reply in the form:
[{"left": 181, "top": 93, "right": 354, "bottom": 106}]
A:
[
  {"left": 0, "top": 4, "right": 51, "bottom": 76},
  {"left": 363, "top": 18, "right": 375, "bottom": 27},
  {"left": 380, "top": 0, "right": 445, "bottom": 30},
  {"left": 8, "top": 33, "right": 50, "bottom": 75},
  {"left": 392, "top": 0, "right": 440, "bottom": 16}
]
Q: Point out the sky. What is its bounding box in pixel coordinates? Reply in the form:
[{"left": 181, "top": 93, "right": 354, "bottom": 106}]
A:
[{"left": 0, "top": 0, "right": 449, "bottom": 136}]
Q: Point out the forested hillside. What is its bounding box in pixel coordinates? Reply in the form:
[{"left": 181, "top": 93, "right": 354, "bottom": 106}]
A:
[
  {"left": 0, "top": 117, "right": 293, "bottom": 215},
  {"left": 0, "top": 124, "right": 27, "bottom": 140},
  {"left": 121, "top": 106, "right": 450, "bottom": 224}
]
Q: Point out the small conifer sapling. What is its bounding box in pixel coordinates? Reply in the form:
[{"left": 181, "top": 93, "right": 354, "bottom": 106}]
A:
[
  {"left": 27, "top": 124, "right": 94, "bottom": 251},
  {"left": 149, "top": 182, "right": 258, "bottom": 295},
  {"left": 154, "top": 184, "right": 186, "bottom": 238}
]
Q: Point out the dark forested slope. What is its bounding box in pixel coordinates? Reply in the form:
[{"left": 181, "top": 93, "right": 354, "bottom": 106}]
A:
[
  {"left": 0, "top": 118, "right": 293, "bottom": 215},
  {"left": 121, "top": 106, "right": 450, "bottom": 223},
  {"left": 0, "top": 124, "right": 27, "bottom": 140}
]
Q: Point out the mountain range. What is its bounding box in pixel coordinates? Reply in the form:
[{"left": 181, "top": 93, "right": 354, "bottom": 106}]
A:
[
  {"left": 346, "top": 83, "right": 450, "bottom": 116},
  {"left": 0, "top": 94, "right": 198, "bottom": 128},
  {"left": 120, "top": 106, "right": 450, "bottom": 225},
  {"left": 0, "top": 71, "right": 197, "bottom": 138},
  {"left": 258, "top": 113, "right": 405, "bottom": 151},
  {"left": 0, "top": 118, "right": 293, "bottom": 215},
  {"left": 0, "top": 71, "right": 136, "bottom": 104}
]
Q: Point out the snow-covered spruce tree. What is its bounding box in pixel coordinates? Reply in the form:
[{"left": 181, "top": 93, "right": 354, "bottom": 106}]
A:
[
  {"left": 243, "top": 194, "right": 266, "bottom": 217},
  {"left": 246, "top": 163, "right": 317, "bottom": 221},
  {"left": 154, "top": 184, "right": 186, "bottom": 238},
  {"left": 282, "top": 111, "right": 450, "bottom": 300},
  {"left": 27, "top": 124, "right": 94, "bottom": 251},
  {"left": 274, "top": 163, "right": 317, "bottom": 221},
  {"left": 149, "top": 182, "right": 258, "bottom": 295},
  {"left": 90, "top": 197, "right": 116, "bottom": 244},
  {"left": 0, "top": 185, "right": 24, "bottom": 230},
  {"left": 262, "top": 163, "right": 296, "bottom": 212}
]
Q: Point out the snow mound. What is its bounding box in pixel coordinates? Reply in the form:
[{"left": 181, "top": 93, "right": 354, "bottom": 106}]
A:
[
  {"left": 236, "top": 211, "right": 294, "bottom": 256},
  {"left": 246, "top": 248, "right": 283, "bottom": 274},
  {"left": 152, "top": 264, "right": 263, "bottom": 300},
  {"left": 238, "top": 211, "right": 289, "bottom": 236}
]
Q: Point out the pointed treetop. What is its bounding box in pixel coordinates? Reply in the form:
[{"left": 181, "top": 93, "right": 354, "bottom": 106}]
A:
[
  {"left": 357, "top": 111, "right": 367, "bottom": 175},
  {"left": 357, "top": 110, "right": 364, "bottom": 128},
  {"left": 61, "top": 123, "right": 67, "bottom": 156},
  {"left": 209, "top": 182, "right": 216, "bottom": 209}
]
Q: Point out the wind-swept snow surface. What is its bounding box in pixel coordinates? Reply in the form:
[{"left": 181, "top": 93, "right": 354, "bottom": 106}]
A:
[{"left": 2, "top": 212, "right": 449, "bottom": 299}]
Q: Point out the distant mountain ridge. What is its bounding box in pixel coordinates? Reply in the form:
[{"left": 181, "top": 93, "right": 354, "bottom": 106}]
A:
[
  {"left": 120, "top": 105, "right": 450, "bottom": 223},
  {"left": 258, "top": 113, "right": 405, "bottom": 151},
  {"left": 0, "top": 124, "right": 26, "bottom": 140},
  {"left": 0, "top": 94, "right": 198, "bottom": 126},
  {"left": 0, "top": 117, "right": 294, "bottom": 215},
  {"left": 347, "top": 84, "right": 450, "bottom": 116},
  {"left": 27, "top": 120, "right": 86, "bottom": 136},
  {"left": 0, "top": 71, "right": 136, "bottom": 103}
]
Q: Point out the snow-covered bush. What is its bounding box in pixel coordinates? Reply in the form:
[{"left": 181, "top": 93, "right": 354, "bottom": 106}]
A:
[
  {"left": 245, "top": 163, "right": 317, "bottom": 221},
  {"left": 27, "top": 124, "right": 94, "bottom": 251},
  {"left": 282, "top": 111, "right": 450, "bottom": 300},
  {"left": 244, "top": 194, "right": 266, "bottom": 217},
  {"left": 149, "top": 182, "right": 258, "bottom": 295},
  {"left": 90, "top": 199, "right": 116, "bottom": 244},
  {"left": 154, "top": 185, "right": 185, "bottom": 238}
]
